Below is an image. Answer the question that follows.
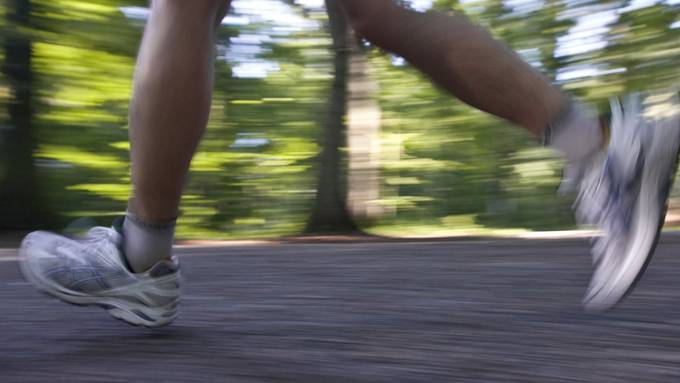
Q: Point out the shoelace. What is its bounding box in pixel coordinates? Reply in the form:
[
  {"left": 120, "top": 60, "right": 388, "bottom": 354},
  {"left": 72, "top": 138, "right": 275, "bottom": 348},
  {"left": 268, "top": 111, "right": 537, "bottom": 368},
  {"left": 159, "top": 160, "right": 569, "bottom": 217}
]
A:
[{"left": 85, "top": 226, "right": 121, "bottom": 245}]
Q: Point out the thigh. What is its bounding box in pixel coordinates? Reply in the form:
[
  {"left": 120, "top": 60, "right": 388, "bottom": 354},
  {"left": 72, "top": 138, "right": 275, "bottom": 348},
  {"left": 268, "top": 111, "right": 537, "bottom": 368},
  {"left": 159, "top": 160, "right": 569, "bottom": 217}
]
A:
[
  {"left": 338, "top": 0, "right": 399, "bottom": 35},
  {"left": 339, "top": 0, "right": 395, "bottom": 22}
]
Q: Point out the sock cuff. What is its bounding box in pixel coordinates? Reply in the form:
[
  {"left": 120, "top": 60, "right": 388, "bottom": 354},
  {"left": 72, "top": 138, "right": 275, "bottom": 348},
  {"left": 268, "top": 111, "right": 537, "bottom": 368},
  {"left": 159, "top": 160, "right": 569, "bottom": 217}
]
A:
[
  {"left": 125, "top": 211, "right": 177, "bottom": 230},
  {"left": 542, "top": 100, "right": 575, "bottom": 146}
]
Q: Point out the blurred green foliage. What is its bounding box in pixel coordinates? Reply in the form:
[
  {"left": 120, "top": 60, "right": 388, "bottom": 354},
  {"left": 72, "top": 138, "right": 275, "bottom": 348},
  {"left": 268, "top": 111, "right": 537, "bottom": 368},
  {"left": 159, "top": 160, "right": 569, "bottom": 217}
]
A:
[{"left": 0, "top": 0, "right": 678, "bottom": 238}]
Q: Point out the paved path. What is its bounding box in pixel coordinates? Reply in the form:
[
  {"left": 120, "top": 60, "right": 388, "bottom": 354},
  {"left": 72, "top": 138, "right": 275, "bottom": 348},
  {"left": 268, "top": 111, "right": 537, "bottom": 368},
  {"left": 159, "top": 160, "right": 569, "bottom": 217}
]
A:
[{"left": 3, "top": 236, "right": 680, "bottom": 382}]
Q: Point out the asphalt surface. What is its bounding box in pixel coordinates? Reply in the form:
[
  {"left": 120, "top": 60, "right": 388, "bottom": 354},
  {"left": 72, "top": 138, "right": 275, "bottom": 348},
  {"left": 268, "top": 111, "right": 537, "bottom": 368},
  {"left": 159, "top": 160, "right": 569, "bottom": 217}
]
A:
[{"left": 4, "top": 236, "right": 680, "bottom": 382}]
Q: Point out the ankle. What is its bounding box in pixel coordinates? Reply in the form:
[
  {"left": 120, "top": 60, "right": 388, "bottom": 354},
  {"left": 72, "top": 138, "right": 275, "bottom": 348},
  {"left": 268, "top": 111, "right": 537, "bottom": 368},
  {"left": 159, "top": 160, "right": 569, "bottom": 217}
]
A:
[
  {"left": 544, "top": 100, "right": 603, "bottom": 163},
  {"left": 122, "top": 212, "right": 176, "bottom": 273},
  {"left": 127, "top": 197, "right": 178, "bottom": 225}
]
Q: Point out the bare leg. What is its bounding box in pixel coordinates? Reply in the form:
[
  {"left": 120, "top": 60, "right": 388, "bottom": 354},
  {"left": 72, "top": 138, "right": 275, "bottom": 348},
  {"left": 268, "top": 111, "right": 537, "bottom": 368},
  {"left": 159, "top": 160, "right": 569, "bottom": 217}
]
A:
[
  {"left": 128, "top": 0, "right": 230, "bottom": 223},
  {"left": 340, "top": 0, "right": 567, "bottom": 136},
  {"left": 125, "top": 0, "right": 230, "bottom": 272}
]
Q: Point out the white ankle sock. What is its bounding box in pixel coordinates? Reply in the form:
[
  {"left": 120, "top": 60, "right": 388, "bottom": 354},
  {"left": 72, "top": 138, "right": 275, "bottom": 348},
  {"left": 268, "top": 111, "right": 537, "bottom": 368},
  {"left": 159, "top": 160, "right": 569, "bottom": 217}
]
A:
[
  {"left": 546, "top": 101, "right": 603, "bottom": 163},
  {"left": 122, "top": 213, "right": 176, "bottom": 273}
]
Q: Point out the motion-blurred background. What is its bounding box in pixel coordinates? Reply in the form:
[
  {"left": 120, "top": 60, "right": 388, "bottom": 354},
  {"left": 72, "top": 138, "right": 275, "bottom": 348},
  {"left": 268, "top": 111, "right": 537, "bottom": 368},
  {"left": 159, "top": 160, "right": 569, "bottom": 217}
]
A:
[{"left": 0, "top": 0, "right": 678, "bottom": 240}]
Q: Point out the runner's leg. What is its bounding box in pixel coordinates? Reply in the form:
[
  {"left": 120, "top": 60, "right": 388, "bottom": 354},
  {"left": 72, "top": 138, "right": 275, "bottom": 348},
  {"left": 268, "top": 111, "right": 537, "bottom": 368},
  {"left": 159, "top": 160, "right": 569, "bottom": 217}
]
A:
[
  {"left": 339, "top": 0, "right": 680, "bottom": 311},
  {"left": 124, "top": 0, "right": 231, "bottom": 272},
  {"left": 17, "top": 1, "right": 233, "bottom": 327},
  {"left": 338, "top": 0, "right": 601, "bottom": 161}
]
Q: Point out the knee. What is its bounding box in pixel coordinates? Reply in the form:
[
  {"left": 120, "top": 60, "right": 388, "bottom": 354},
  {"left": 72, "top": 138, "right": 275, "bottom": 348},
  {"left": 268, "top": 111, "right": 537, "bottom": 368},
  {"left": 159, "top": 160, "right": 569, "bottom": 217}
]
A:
[
  {"left": 151, "top": 0, "right": 230, "bottom": 20},
  {"left": 340, "top": 0, "right": 396, "bottom": 38}
]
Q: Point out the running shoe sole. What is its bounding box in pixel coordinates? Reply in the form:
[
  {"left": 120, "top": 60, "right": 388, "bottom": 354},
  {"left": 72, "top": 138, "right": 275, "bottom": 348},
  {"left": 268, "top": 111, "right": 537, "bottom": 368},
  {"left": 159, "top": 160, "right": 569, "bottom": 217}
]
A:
[{"left": 18, "top": 244, "right": 177, "bottom": 328}]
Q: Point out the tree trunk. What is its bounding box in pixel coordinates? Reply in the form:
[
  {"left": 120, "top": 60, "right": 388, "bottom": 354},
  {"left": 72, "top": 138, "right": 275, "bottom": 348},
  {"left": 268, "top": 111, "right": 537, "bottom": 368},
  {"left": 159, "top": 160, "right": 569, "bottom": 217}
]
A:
[
  {"left": 305, "top": 0, "right": 359, "bottom": 233},
  {"left": 0, "top": 0, "right": 43, "bottom": 229},
  {"left": 346, "top": 28, "right": 384, "bottom": 224}
]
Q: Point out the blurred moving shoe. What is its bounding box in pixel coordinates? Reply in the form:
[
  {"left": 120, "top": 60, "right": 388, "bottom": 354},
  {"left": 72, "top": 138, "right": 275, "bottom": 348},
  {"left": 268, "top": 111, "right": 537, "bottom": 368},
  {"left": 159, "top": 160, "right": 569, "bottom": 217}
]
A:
[
  {"left": 19, "top": 220, "right": 180, "bottom": 327},
  {"left": 574, "top": 92, "right": 680, "bottom": 311}
]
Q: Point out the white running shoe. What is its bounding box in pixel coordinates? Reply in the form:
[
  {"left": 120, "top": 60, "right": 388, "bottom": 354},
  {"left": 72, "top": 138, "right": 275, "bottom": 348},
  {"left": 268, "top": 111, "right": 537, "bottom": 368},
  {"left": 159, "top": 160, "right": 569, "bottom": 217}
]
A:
[
  {"left": 575, "top": 92, "right": 680, "bottom": 311},
  {"left": 19, "top": 222, "right": 180, "bottom": 327}
]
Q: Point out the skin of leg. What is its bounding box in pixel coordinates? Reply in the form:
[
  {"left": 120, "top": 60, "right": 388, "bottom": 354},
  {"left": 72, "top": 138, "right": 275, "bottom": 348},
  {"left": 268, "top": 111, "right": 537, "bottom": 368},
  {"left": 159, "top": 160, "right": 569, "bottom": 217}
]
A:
[
  {"left": 339, "top": 0, "right": 568, "bottom": 135},
  {"left": 128, "top": 0, "right": 231, "bottom": 223}
]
